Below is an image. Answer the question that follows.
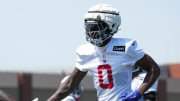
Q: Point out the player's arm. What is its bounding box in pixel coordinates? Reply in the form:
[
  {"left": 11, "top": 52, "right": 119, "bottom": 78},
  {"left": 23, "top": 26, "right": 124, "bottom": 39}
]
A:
[
  {"left": 135, "top": 54, "right": 160, "bottom": 95},
  {"left": 47, "top": 68, "right": 87, "bottom": 101},
  {"left": 132, "top": 68, "right": 140, "bottom": 79}
]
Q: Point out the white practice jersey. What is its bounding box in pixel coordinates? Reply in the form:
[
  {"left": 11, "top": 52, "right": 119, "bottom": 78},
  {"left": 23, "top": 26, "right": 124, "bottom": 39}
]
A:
[
  {"left": 75, "top": 37, "right": 145, "bottom": 101},
  {"left": 62, "top": 96, "right": 76, "bottom": 101},
  {"left": 131, "top": 72, "right": 158, "bottom": 93}
]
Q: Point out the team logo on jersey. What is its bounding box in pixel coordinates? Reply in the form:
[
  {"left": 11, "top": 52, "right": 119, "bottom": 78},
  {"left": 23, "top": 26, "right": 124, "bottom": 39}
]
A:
[{"left": 113, "top": 46, "right": 125, "bottom": 52}]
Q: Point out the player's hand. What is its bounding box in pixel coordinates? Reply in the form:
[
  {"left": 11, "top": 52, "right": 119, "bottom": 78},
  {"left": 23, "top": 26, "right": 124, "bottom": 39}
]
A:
[
  {"left": 32, "top": 97, "right": 39, "bottom": 101},
  {"left": 120, "top": 90, "right": 141, "bottom": 101}
]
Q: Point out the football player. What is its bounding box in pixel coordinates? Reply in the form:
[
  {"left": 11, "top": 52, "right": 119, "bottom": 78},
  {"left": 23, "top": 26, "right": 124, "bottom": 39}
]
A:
[{"left": 47, "top": 3, "right": 160, "bottom": 101}]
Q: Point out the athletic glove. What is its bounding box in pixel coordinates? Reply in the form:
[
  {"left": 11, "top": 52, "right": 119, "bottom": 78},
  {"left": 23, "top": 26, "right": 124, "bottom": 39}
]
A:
[{"left": 120, "top": 90, "right": 141, "bottom": 101}]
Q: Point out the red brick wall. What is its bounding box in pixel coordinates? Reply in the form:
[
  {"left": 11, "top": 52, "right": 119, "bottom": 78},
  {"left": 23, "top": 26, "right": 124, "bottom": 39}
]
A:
[{"left": 168, "top": 64, "right": 180, "bottom": 78}]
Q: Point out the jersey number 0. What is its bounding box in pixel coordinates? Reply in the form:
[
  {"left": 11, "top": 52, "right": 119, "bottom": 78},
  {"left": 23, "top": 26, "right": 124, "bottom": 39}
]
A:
[{"left": 98, "top": 64, "right": 114, "bottom": 89}]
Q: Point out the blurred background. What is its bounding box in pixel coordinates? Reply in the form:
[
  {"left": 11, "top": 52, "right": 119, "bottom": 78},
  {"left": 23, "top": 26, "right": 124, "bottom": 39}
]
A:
[{"left": 0, "top": 0, "right": 180, "bottom": 101}]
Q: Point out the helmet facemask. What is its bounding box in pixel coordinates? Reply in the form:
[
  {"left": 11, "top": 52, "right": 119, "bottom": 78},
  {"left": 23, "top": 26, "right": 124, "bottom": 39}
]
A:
[{"left": 85, "top": 20, "right": 112, "bottom": 47}]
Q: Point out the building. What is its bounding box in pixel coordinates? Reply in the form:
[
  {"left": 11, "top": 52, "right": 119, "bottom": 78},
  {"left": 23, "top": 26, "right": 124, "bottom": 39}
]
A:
[{"left": 0, "top": 64, "right": 180, "bottom": 101}]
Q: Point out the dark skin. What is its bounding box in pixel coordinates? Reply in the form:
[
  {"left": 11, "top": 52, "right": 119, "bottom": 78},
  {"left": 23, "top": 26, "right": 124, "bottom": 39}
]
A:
[
  {"left": 132, "top": 69, "right": 140, "bottom": 79},
  {"left": 135, "top": 54, "right": 160, "bottom": 95},
  {"left": 47, "top": 69, "right": 87, "bottom": 101},
  {"left": 47, "top": 38, "right": 160, "bottom": 101}
]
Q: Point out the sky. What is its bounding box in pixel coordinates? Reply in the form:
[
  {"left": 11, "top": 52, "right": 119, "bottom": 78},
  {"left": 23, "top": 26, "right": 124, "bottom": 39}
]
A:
[{"left": 0, "top": 0, "right": 180, "bottom": 74}]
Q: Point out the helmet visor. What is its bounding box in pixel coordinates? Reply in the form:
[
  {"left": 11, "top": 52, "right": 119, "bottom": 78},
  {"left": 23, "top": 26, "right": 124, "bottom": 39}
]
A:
[
  {"left": 85, "top": 23, "right": 100, "bottom": 39},
  {"left": 84, "top": 21, "right": 111, "bottom": 46},
  {"left": 85, "top": 21, "right": 108, "bottom": 39}
]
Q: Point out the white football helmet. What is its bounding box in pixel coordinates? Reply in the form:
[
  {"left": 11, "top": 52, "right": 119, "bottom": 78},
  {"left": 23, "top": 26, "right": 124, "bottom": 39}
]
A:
[{"left": 84, "top": 3, "right": 121, "bottom": 46}]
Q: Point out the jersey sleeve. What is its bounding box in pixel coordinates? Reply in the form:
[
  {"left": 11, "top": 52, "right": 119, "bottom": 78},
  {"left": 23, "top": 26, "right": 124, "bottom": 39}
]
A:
[
  {"left": 126, "top": 40, "right": 145, "bottom": 63},
  {"left": 75, "top": 46, "right": 89, "bottom": 72}
]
